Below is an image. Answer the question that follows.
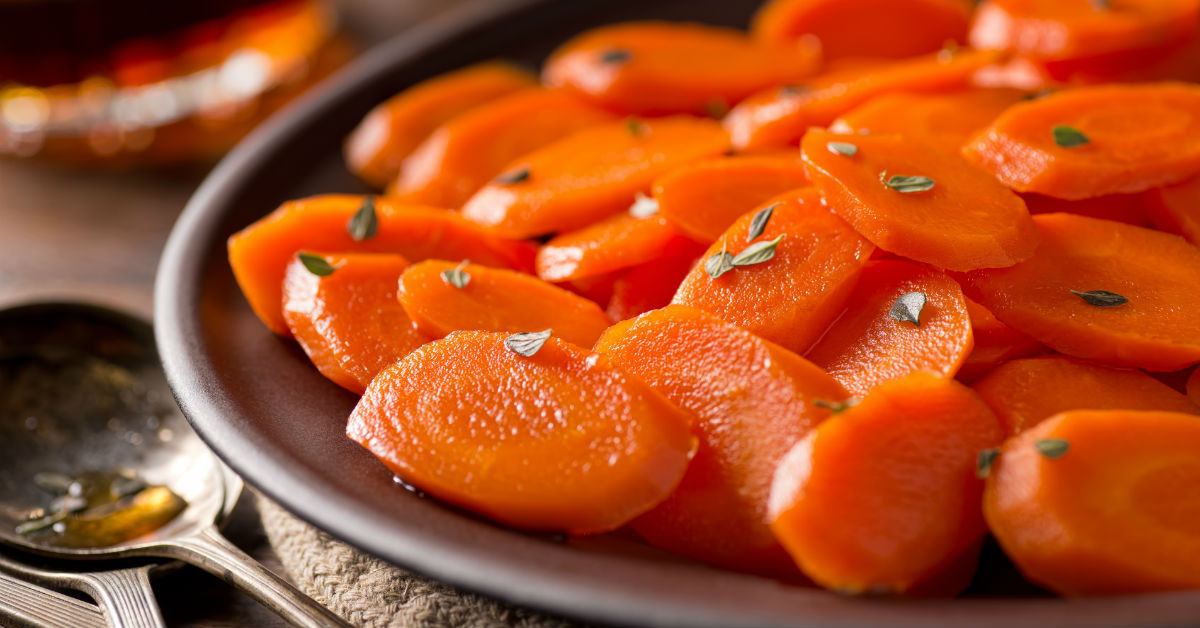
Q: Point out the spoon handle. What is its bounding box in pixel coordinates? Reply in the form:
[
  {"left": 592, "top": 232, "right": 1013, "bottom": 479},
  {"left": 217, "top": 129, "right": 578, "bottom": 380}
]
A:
[
  {"left": 0, "top": 554, "right": 163, "bottom": 628},
  {"left": 158, "top": 525, "right": 352, "bottom": 628},
  {"left": 0, "top": 570, "right": 106, "bottom": 628}
]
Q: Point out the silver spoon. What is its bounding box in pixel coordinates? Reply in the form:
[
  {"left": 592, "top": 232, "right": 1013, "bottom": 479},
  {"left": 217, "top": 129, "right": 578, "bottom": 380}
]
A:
[
  {"left": 0, "top": 568, "right": 106, "bottom": 628},
  {"left": 0, "top": 302, "right": 351, "bottom": 628}
]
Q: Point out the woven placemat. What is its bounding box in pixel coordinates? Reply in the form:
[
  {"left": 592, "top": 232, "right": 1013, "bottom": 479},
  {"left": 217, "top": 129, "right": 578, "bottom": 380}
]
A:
[{"left": 256, "top": 496, "right": 577, "bottom": 628}]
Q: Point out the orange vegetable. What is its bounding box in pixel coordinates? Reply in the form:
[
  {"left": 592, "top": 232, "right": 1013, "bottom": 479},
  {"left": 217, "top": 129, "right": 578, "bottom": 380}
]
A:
[
  {"left": 984, "top": 409, "right": 1200, "bottom": 595},
  {"left": 1189, "top": 368, "right": 1200, "bottom": 405},
  {"left": 653, "top": 153, "right": 812, "bottom": 242},
  {"left": 805, "top": 260, "right": 973, "bottom": 397},
  {"left": 801, "top": 129, "right": 1038, "bottom": 271},
  {"left": 769, "top": 372, "right": 1003, "bottom": 594},
  {"left": 672, "top": 188, "right": 875, "bottom": 355},
  {"left": 963, "top": 213, "right": 1200, "bottom": 371},
  {"left": 971, "top": 56, "right": 1056, "bottom": 91},
  {"left": 543, "top": 21, "right": 820, "bottom": 116},
  {"left": 1145, "top": 173, "right": 1200, "bottom": 244},
  {"left": 606, "top": 249, "right": 701, "bottom": 321},
  {"left": 1021, "top": 192, "right": 1150, "bottom": 226},
  {"left": 957, "top": 297, "right": 1046, "bottom": 383},
  {"left": 461, "top": 116, "right": 730, "bottom": 239},
  {"left": 347, "top": 330, "right": 695, "bottom": 534},
  {"left": 557, "top": 273, "right": 618, "bottom": 308},
  {"left": 228, "top": 195, "right": 535, "bottom": 336},
  {"left": 397, "top": 260, "right": 611, "bottom": 348},
  {"left": 595, "top": 305, "right": 846, "bottom": 577},
  {"left": 752, "top": 0, "right": 971, "bottom": 60},
  {"left": 282, "top": 253, "right": 431, "bottom": 394},
  {"left": 973, "top": 355, "right": 1200, "bottom": 436},
  {"left": 388, "top": 89, "right": 615, "bottom": 208},
  {"left": 829, "top": 89, "right": 1027, "bottom": 155},
  {"left": 725, "top": 49, "right": 1001, "bottom": 152},
  {"left": 535, "top": 213, "right": 701, "bottom": 282},
  {"left": 344, "top": 62, "right": 534, "bottom": 188},
  {"left": 963, "top": 82, "right": 1200, "bottom": 199}
]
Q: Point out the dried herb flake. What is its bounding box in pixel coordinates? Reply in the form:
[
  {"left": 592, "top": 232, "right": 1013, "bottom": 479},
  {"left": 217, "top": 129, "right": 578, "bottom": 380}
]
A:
[
  {"left": 441, "top": 260, "right": 471, "bottom": 289},
  {"left": 976, "top": 448, "right": 1000, "bottom": 478},
  {"left": 298, "top": 253, "right": 337, "bottom": 277},
  {"left": 880, "top": 172, "right": 936, "bottom": 193},
  {"left": 731, "top": 234, "right": 783, "bottom": 267},
  {"left": 346, "top": 195, "right": 378, "bottom": 241},
  {"left": 1053, "top": 125, "right": 1090, "bottom": 148},
  {"left": 889, "top": 291, "right": 927, "bottom": 326},
  {"left": 1070, "top": 289, "right": 1128, "bottom": 307},
  {"left": 1035, "top": 438, "right": 1070, "bottom": 459},
  {"left": 505, "top": 329, "right": 552, "bottom": 357},
  {"left": 746, "top": 203, "right": 777, "bottom": 242}
]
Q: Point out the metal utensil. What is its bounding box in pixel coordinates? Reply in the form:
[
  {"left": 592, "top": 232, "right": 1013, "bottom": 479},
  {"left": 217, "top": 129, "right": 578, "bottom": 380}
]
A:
[
  {"left": 0, "top": 569, "right": 106, "bottom": 628},
  {"left": 0, "top": 302, "right": 350, "bottom": 628}
]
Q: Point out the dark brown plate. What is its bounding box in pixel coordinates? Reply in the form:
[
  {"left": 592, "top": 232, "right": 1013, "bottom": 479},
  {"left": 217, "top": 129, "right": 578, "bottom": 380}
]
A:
[{"left": 154, "top": 1, "right": 1200, "bottom": 625}]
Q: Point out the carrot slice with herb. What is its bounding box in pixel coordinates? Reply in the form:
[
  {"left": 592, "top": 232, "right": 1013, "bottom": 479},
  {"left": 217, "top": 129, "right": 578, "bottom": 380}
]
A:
[
  {"left": 282, "top": 253, "right": 431, "bottom": 394},
  {"left": 972, "top": 355, "right": 1199, "bottom": 436},
  {"left": 672, "top": 188, "right": 874, "bottom": 355},
  {"left": 1021, "top": 192, "right": 1150, "bottom": 226},
  {"left": 725, "top": 48, "right": 1001, "bottom": 152},
  {"left": 388, "top": 88, "right": 615, "bottom": 208},
  {"left": 461, "top": 116, "right": 730, "bottom": 239},
  {"left": 769, "top": 372, "right": 1002, "bottom": 594},
  {"left": 344, "top": 62, "right": 534, "bottom": 188},
  {"left": 829, "top": 89, "right": 1026, "bottom": 155},
  {"left": 347, "top": 330, "right": 694, "bottom": 534},
  {"left": 653, "top": 153, "right": 811, "bottom": 242},
  {"left": 984, "top": 409, "right": 1200, "bottom": 595},
  {"left": 228, "top": 195, "right": 535, "bottom": 336},
  {"left": 752, "top": 0, "right": 971, "bottom": 60},
  {"left": 543, "top": 21, "right": 820, "bottom": 116},
  {"left": 963, "top": 213, "right": 1200, "bottom": 371},
  {"left": 535, "top": 213, "right": 701, "bottom": 282},
  {"left": 805, "top": 260, "right": 973, "bottom": 397},
  {"left": 801, "top": 129, "right": 1038, "bottom": 271},
  {"left": 606, "top": 249, "right": 701, "bottom": 321},
  {"left": 1145, "top": 173, "right": 1200, "bottom": 244},
  {"left": 397, "top": 260, "right": 611, "bottom": 348},
  {"left": 595, "top": 305, "right": 846, "bottom": 577},
  {"left": 963, "top": 82, "right": 1200, "bottom": 199},
  {"left": 956, "top": 297, "right": 1045, "bottom": 383}
]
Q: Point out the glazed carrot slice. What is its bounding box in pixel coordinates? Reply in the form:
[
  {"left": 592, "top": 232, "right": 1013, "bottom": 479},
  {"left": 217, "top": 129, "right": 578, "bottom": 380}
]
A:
[
  {"left": 397, "top": 260, "right": 611, "bottom": 348},
  {"left": 653, "top": 153, "right": 812, "bottom": 242},
  {"left": 805, "top": 260, "right": 973, "bottom": 397},
  {"left": 769, "top": 372, "right": 1003, "bottom": 594},
  {"left": 542, "top": 21, "right": 820, "bottom": 116},
  {"left": 829, "top": 89, "right": 1026, "bottom": 155},
  {"left": 606, "top": 249, "right": 700, "bottom": 321},
  {"left": 801, "top": 129, "right": 1038, "bottom": 271},
  {"left": 388, "top": 89, "right": 615, "bottom": 208},
  {"left": 956, "top": 297, "right": 1045, "bottom": 383},
  {"left": 972, "top": 355, "right": 1199, "bottom": 436},
  {"left": 752, "top": 0, "right": 971, "bottom": 60},
  {"left": 672, "top": 188, "right": 875, "bottom": 355},
  {"left": 984, "top": 409, "right": 1200, "bottom": 595},
  {"left": 282, "top": 253, "right": 430, "bottom": 394},
  {"left": 963, "top": 83, "right": 1200, "bottom": 199},
  {"left": 461, "top": 116, "right": 730, "bottom": 239},
  {"left": 1021, "top": 192, "right": 1150, "bottom": 226},
  {"left": 228, "top": 195, "right": 535, "bottom": 336},
  {"left": 971, "top": 56, "right": 1056, "bottom": 91},
  {"left": 963, "top": 213, "right": 1200, "bottom": 371},
  {"left": 535, "top": 213, "right": 701, "bottom": 282},
  {"left": 595, "top": 305, "right": 846, "bottom": 577},
  {"left": 556, "top": 273, "right": 617, "bottom": 308},
  {"left": 1145, "top": 173, "right": 1200, "bottom": 244},
  {"left": 725, "top": 49, "right": 1001, "bottom": 152},
  {"left": 344, "top": 62, "right": 534, "bottom": 188},
  {"left": 347, "top": 330, "right": 695, "bottom": 534}
]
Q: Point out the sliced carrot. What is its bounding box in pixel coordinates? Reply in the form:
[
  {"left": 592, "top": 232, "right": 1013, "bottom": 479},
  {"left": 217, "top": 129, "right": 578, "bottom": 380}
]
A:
[
  {"left": 725, "top": 49, "right": 1001, "bottom": 152},
  {"left": 962, "top": 213, "right": 1200, "bottom": 371},
  {"left": 971, "top": 56, "right": 1057, "bottom": 91},
  {"left": 347, "top": 330, "right": 695, "bottom": 534},
  {"left": 595, "top": 305, "right": 846, "bottom": 577},
  {"left": 1021, "top": 192, "right": 1150, "bottom": 226},
  {"left": 1145, "top": 173, "right": 1200, "bottom": 244},
  {"left": 768, "top": 372, "right": 1003, "bottom": 594},
  {"left": 972, "top": 355, "right": 1199, "bottom": 436},
  {"left": 344, "top": 62, "right": 534, "bottom": 188},
  {"left": 829, "top": 89, "right": 1027, "bottom": 155},
  {"left": 956, "top": 297, "right": 1046, "bottom": 383},
  {"left": 801, "top": 129, "right": 1038, "bottom": 271},
  {"left": 805, "top": 260, "right": 973, "bottom": 397},
  {"left": 282, "top": 253, "right": 430, "bottom": 394},
  {"left": 752, "top": 0, "right": 971, "bottom": 60},
  {"left": 397, "top": 260, "right": 611, "bottom": 348},
  {"left": 653, "top": 153, "right": 811, "bottom": 242},
  {"left": 962, "top": 82, "right": 1200, "bottom": 199},
  {"left": 388, "top": 88, "right": 615, "bottom": 208},
  {"left": 461, "top": 116, "right": 730, "bottom": 239},
  {"left": 535, "top": 213, "right": 701, "bottom": 282},
  {"left": 672, "top": 188, "right": 875, "bottom": 355},
  {"left": 984, "top": 409, "right": 1200, "bottom": 595},
  {"left": 228, "top": 195, "right": 535, "bottom": 336},
  {"left": 556, "top": 273, "right": 617, "bottom": 309},
  {"left": 606, "top": 249, "right": 700, "bottom": 322},
  {"left": 542, "top": 21, "right": 820, "bottom": 116}
]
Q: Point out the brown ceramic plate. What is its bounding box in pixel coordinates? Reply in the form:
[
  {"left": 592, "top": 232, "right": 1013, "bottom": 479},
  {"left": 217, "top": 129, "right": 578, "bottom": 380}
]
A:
[{"left": 155, "top": 1, "right": 1200, "bottom": 625}]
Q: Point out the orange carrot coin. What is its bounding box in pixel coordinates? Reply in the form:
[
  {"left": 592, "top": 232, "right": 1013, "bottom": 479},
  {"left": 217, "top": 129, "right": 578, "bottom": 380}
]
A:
[
  {"left": 347, "top": 330, "right": 695, "bottom": 534},
  {"left": 752, "top": 0, "right": 971, "bottom": 60},
  {"left": 397, "top": 260, "right": 611, "bottom": 348},
  {"left": 956, "top": 297, "right": 1045, "bottom": 383},
  {"left": 829, "top": 89, "right": 1026, "bottom": 155},
  {"left": 606, "top": 249, "right": 700, "bottom": 322},
  {"left": 1145, "top": 173, "right": 1200, "bottom": 244},
  {"left": 535, "top": 213, "right": 700, "bottom": 282},
  {"left": 596, "top": 305, "right": 846, "bottom": 577}
]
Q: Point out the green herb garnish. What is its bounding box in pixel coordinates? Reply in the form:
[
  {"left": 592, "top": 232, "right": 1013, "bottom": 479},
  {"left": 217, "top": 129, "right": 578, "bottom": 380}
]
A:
[
  {"left": 705, "top": 238, "right": 735, "bottom": 279},
  {"left": 746, "top": 203, "right": 777, "bottom": 242},
  {"left": 814, "top": 398, "right": 860, "bottom": 414},
  {"left": 346, "top": 195, "right": 378, "bottom": 241},
  {"left": 599, "top": 48, "right": 632, "bottom": 64},
  {"left": 297, "top": 253, "right": 337, "bottom": 277},
  {"left": 1035, "top": 438, "right": 1070, "bottom": 459},
  {"left": 1071, "top": 289, "right": 1128, "bottom": 307},
  {"left": 1053, "top": 125, "right": 1090, "bottom": 148},
  {"left": 494, "top": 167, "right": 530, "bottom": 185},
  {"left": 827, "top": 141, "right": 858, "bottom": 157},
  {"left": 889, "top": 291, "right": 927, "bottom": 326},
  {"left": 505, "top": 329, "right": 552, "bottom": 357},
  {"left": 976, "top": 448, "right": 1001, "bottom": 478},
  {"left": 731, "top": 234, "right": 783, "bottom": 267},
  {"left": 441, "top": 260, "right": 471, "bottom": 289},
  {"left": 880, "top": 172, "right": 936, "bottom": 193}
]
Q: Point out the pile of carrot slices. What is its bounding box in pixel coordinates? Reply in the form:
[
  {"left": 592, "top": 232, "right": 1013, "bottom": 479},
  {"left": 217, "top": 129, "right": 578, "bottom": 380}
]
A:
[{"left": 229, "top": 0, "right": 1200, "bottom": 598}]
